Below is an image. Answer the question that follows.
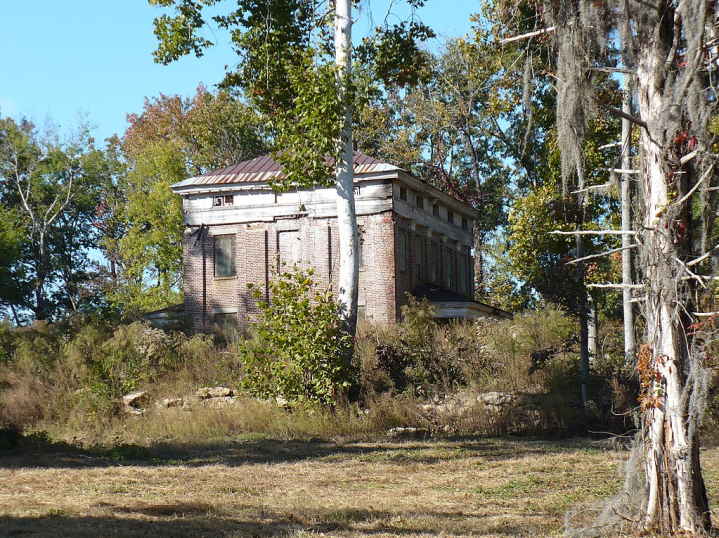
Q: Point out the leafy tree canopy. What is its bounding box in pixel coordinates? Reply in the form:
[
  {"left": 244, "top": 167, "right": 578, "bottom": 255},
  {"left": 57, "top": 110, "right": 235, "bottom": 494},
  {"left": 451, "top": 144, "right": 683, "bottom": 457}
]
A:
[{"left": 0, "top": 116, "right": 110, "bottom": 322}]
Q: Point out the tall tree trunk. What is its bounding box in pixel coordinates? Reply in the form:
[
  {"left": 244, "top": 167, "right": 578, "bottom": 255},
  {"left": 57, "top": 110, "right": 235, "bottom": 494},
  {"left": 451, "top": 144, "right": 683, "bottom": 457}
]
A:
[
  {"left": 587, "top": 291, "right": 598, "bottom": 367},
  {"left": 636, "top": 27, "right": 710, "bottom": 534},
  {"left": 621, "top": 72, "right": 636, "bottom": 362},
  {"left": 575, "top": 159, "right": 592, "bottom": 413},
  {"left": 334, "top": 0, "right": 359, "bottom": 338}
]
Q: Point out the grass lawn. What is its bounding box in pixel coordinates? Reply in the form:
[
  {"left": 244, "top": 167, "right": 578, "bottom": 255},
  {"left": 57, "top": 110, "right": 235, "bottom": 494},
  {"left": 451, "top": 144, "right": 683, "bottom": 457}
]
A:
[{"left": 0, "top": 436, "right": 717, "bottom": 537}]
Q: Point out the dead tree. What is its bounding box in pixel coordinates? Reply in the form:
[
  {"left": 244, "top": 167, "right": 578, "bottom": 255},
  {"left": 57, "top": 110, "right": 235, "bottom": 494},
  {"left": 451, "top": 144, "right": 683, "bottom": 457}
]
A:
[{"left": 544, "top": 0, "right": 718, "bottom": 534}]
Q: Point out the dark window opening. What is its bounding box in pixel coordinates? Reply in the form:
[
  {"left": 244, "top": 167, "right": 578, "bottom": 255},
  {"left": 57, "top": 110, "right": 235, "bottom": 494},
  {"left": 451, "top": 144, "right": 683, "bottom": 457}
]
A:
[
  {"left": 459, "top": 253, "right": 469, "bottom": 295},
  {"left": 447, "top": 211, "right": 454, "bottom": 224},
  {"left": 462, "top": 218, "right": 469, "bottom": 231},
  {"left": 433, "top": 204, "right": 440, "bottom": 217},
  {"left": 214, "top": 235, "right": 236, "bottom": 277},
  {"left": 214, "top": 194, "right": 234, "bottom": 207},
  {"left": 444, "top": 249, "right": 453, "bottom": 289},
  {"left": 430, "top": 242, "right": 439, "bottom": 282},
  {"left": 214, "top": 313, "right": 239, "bottom": 339},
  {"left": 398, "top": 228, "right": 408, "bottom": 272},
  {"left": 400, "top": 187, "right": 407, "bottom": 201},
  {"left": 414, "top": 235, "right": 423, "bottom": 278},
  {"left": 358, "top": 226, "right": 365, "bottom": 271},
  {"left": 416, "top": 196, "right": 424, "bottom": 209}
]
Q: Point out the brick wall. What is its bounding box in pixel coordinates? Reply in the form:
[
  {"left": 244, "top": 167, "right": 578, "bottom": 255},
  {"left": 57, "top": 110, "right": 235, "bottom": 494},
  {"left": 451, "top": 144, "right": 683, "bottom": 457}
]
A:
[
  {"left": 393, "top": 216, "right": 474, "bottom": 316},
  {"left": 184, "top": 211, "right": 397, "bottom": 332}
]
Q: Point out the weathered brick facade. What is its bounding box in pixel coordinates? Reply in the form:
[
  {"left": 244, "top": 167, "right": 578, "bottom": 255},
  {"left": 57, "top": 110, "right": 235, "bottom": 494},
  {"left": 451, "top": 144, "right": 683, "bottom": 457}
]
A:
[
  {"left": 183, "top": 212, "right": 400, "bottom": 332},
  {"left": 172, "top": 153, "right": 502, "bottom": 333}
]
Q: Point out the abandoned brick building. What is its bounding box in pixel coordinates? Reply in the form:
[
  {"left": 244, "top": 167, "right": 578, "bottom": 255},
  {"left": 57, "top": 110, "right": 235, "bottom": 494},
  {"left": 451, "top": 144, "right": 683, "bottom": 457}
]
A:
[{"left": 170, "top": 152, "right": 508, "bottom": 332}]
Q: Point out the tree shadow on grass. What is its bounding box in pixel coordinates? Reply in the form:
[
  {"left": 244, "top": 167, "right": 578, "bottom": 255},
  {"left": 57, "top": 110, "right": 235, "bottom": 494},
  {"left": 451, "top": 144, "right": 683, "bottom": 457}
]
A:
[
  {"left": 0, "top": 430, "right": 613, "bottom": 469},
  {"left": 0, "top": 505, "right": 545, "bottom": 538}
]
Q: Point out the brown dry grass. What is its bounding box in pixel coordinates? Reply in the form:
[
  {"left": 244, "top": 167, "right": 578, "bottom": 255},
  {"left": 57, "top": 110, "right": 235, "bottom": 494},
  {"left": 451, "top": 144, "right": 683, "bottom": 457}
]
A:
[{"left": 1, "top": 436, "right": 717, "bottom": 537}]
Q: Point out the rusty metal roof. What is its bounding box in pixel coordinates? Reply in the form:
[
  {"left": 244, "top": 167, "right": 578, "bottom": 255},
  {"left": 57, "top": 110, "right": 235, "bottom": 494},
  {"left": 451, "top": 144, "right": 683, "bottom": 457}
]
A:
[{"left": 172, "top": 151, "right": 399, "bottom": 190}]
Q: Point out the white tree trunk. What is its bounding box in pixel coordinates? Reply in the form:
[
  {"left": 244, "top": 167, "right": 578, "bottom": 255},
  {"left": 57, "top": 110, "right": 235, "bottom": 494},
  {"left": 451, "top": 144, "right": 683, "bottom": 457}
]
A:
[
  {"left": 575, "top": 159, "right": 592, "bottom": 412},
  {"left": 621, "top": 72, "right": 636, "bottom": 361},
  {"left": 587, "top": 292, "right": 598, "bottom": 367},
  {"left": 334, "top": 0, "right": 359, "bottom": 336},
  {"left": 637, "top": 38, "right": 710, "bottom": 535}
]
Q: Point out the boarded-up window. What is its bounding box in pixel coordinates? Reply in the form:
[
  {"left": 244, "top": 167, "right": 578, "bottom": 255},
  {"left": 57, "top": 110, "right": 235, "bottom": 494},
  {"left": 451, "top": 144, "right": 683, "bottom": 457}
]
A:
[
  {"left": 214, "top": 313, "right": 238, "bottom": 337},
  {"left": 414, "top": 235, "right": 423, "bottom": 278},
  {"left": 444, "top": 248, "right": 453, "bottom": 289},
  {"left": 459, "top": 253, "right": 469, "bottom": 295},
  {"left": 214, "top": 235, "right": 236, "bottom": 277},
  {"left": 398, "top": 228, "right": 407, "bottom": 272},
  {"left": 277, "top": 230, "right": 301, "bottom": 268},
  {"left": 430, "top": 241, "right": 439, "bottom": 282}
]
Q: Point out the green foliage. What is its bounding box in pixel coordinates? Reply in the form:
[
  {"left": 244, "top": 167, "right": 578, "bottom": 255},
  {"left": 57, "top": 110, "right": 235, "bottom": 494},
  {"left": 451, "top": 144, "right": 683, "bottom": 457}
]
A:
[
  {"left": 271, "top": 54, "right": 344, "bottom": 189},
  {"left": 507, "top": 180, "right": 620, "bottom": 314},
  {"left": 0, "top": 205, "right": 27, "bottom": 318},
  {"left": 374, "top": 297, "right": 461, "bottom": 392},
  {"left": 238, "top": 265, "right": 352, "bottom": 405},
  {"left": 101, "top": 87, "right": 267, "bottom": 316},
  {"left": 356, "top": 21, "right": 435, "bottom": 87},
  {"left": 106, "top": 141, "right": 185, "bottom": 316},
  {"left": 0, "top": 116, "right": 111, "bottom": 320},
  {"left": 150, "top": 0, "right": 435, "bottom": 190},
  {"left": 356, "top": 37, "right": 512, "bottom": 242}
]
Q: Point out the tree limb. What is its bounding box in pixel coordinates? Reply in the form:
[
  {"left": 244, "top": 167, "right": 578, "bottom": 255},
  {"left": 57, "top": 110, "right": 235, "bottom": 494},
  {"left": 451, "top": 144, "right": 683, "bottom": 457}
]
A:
[
  {"left": 550, "top": 230, "right": 636, "bottom": 236},
  {"left": 587, "top": 283, "right": 644, "bottom": 289},
  {"left": 598, "top": 141, "right": 622, "bottom": 150},
  {"left": 566, "top": 244, "right": 639, "bottom": 265},
  {"left": 679, "top": 149, "right": 698, "bottom": 165},
  {"left": 595, "top": 99, "right": 648, "bottom": 131},
  {"left": 499, "top": 27, "right": 556, "bottom": 45},
  {"left": 571, "top": 182, "right": 613, "bottom": 194},
  {"left": 686, "top": 242, "right": 719, "bottom": 267},
  {"left": 588, "top": 67, "right": 636, "bottom": 75},
  {"left": 602, "top": 168, "right": 639, "bottom": 174},
  {"left": 675, "top": 162, "right": 715, "bottom": 206}
]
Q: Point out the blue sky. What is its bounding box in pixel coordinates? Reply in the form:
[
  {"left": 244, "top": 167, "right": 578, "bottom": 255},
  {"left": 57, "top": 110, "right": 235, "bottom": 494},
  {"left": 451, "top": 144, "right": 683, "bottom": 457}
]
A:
[{"left": 0, "top": 1, "right": 478, "bottom": 145}]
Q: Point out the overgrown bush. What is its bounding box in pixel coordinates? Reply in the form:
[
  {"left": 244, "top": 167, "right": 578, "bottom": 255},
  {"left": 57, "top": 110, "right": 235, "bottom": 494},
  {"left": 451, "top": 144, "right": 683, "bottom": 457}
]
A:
[
  {"left": 238, "top": 265, "right": 352, "bottom": 405},
  {"left": 357, "top": 301, "right": 588, "bottom": 412},
  {"left": 370, "top": 297, "right": 468, "bottom": 393},
  {"left": 0, "top": 316, "right": 238, "bottom": 431}
]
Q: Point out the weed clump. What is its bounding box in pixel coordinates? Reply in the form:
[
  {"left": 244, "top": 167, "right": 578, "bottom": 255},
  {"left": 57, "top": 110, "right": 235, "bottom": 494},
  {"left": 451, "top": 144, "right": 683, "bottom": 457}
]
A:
[{"left": 0, "top": 296, "right": 653, "bottom": 446}]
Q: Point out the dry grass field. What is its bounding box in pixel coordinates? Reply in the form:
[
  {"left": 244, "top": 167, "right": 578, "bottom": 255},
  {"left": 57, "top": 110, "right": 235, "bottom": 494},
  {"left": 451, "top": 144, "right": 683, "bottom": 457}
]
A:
[{"left": 1, "top": 435, "right": 718, "bottom": 538}]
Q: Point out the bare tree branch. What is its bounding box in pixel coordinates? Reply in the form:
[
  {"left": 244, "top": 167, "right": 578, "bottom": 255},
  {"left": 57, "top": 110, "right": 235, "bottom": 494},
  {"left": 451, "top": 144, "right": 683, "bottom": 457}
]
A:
[
  {"left": 587, "top": 283, "right": 644, "bottom": 289},
  {"left": 571, "top": 182, "right": 613, "bottom": 194},
  {"left": 550, "top": 230, "right": 636, "bottom": 236},
  {"left": 674, "top": 162, "right": 715, "bottom": 206},
  {"left": 566, "top": 244, "right": 639, "bottom": 265},
  {"left": 679, "top": 149, "right": 698, "bottom": 166},
  {"left": 499, "top": 26, "right": 556, "bottom": 45},
  {"left": 595, "top": 99, "right": 648, "bottom": 131},
  {"left": 686, "top": 242, "right": 719, "bottom": 267}
]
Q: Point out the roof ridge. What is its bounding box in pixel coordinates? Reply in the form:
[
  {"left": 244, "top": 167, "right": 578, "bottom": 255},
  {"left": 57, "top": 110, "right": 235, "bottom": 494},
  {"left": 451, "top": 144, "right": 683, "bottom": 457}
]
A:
[{"left": 175, "top": 151, "right": 398, "bottom": 188}]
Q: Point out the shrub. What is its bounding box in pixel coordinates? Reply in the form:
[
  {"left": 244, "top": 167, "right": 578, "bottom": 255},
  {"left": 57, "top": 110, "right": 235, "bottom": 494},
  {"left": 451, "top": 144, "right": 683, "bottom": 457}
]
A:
[
  {"left": 364, "top": 297, "right": 492, "bottom": 395},
  {"left": 238, "top": 265, "right": 352, "bottom": 404}
]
